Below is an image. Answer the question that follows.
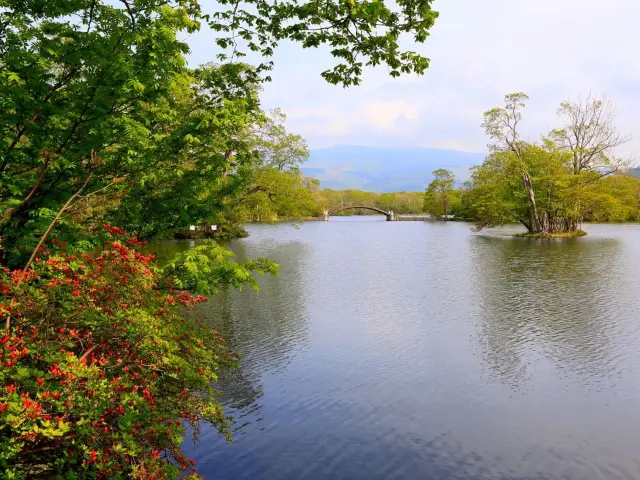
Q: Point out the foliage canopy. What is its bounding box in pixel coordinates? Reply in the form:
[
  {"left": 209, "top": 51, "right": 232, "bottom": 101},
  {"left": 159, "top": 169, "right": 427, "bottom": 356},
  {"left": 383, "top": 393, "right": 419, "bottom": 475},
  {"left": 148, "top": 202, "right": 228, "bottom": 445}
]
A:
[{"left": 466, "top": 93, "right": 635, "bottom": 235}]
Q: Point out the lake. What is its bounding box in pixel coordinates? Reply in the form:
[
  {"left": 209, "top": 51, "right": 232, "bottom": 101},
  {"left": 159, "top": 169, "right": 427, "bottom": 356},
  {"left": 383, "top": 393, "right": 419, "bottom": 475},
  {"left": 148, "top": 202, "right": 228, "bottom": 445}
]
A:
[{"left": 174, "top": 219, "right": 640, "bottom": 480}]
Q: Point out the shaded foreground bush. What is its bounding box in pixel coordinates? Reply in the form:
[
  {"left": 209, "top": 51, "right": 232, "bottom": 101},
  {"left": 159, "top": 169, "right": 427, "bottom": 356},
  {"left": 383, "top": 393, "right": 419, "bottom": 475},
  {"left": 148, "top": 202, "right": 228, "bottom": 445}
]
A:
[{"left": 0, "top": 226, "right": 238, "bottom": 479}]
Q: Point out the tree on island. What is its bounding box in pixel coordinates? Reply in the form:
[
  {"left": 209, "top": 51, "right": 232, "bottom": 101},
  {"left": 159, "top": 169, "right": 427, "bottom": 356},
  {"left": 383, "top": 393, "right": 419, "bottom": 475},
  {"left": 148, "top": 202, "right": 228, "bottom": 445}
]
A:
[
  {"left": 423, "top": 169, "right": 456, "bottom": 219},
  {"left": 466, "top": 93, "right": 633, "bottom": 236}
]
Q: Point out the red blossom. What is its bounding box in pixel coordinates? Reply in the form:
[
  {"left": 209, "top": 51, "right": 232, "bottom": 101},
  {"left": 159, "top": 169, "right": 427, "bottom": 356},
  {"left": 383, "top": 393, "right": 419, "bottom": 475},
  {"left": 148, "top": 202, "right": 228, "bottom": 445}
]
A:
[{"left": 0, "top": 228, "right": 236, "bottom": 477}]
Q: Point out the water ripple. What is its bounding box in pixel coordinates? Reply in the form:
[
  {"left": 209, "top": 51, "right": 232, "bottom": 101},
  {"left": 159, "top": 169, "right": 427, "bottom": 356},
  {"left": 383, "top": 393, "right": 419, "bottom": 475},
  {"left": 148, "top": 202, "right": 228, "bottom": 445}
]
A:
[{"left": 176, "top": 222, "right": 640, "bottom": 479}]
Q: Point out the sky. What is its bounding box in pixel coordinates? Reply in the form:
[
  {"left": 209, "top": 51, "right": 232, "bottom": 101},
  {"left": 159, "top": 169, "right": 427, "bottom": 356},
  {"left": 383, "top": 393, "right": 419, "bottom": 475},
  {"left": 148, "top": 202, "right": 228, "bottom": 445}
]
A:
[{"left": 187, "top": 0, "right": 640, "bottom": 158}]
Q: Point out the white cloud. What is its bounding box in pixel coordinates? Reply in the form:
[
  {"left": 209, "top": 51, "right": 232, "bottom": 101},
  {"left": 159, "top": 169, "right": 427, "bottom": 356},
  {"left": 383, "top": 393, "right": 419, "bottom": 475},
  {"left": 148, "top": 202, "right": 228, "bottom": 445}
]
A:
[
  {"left": 188, "top": 0, "right": 640, "bottom": 158},
  {"left": 282, "top": 108, "right": 333, "bottom": 120},
  {"left": 282, "top": 108, "right": 352, "bottom": 136},
  {"left": 429, "top": 140, "right": 477, "bottom": 152},
  {"left": 362, "top": 101, "right": 421, "bottom": 131}
]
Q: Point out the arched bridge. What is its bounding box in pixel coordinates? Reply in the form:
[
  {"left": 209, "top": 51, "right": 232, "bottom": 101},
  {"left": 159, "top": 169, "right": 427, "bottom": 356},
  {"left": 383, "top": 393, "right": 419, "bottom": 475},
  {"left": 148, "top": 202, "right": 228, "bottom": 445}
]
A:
[{"left": 321, "top": 205, "right": 396, "bottom": 221}]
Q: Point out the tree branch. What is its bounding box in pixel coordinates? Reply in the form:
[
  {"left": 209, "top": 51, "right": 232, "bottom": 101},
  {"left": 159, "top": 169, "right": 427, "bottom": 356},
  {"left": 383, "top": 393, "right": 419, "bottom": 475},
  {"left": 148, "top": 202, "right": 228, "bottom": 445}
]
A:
[
  {"left": 121, "top": 0, "right": 137, "bottom": 26},
  {"left": 0, "top": 157, "right": 51, "bottom": 226},
  {"left": 23, "top": 168, "right": 94, "bottom": 272},
  {"left": 79, "top": 345, "right": 99, "bottom": 363},
  {"left": 87, "top": 0, "right": 97, "bottom": 32}
]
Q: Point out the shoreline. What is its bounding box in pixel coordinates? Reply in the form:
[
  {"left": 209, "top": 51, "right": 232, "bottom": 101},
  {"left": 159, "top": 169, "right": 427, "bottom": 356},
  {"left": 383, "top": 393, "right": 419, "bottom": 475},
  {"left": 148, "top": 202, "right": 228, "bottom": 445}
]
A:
[{"left": 515, "top": 230, "right": 587, "bottom": 239}]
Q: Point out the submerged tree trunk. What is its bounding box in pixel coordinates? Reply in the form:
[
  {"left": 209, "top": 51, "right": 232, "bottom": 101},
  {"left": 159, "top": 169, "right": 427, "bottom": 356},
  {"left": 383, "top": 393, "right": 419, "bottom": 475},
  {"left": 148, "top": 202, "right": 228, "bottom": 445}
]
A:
[
  {"left": 520, "top": 171, "right": 581, "bottom": 235},
  {"left": 528, "top": 212, "right": 581, "bottom": 235},
  {"left": 538, "top": 211, "right": 550, "bottom": 235}
]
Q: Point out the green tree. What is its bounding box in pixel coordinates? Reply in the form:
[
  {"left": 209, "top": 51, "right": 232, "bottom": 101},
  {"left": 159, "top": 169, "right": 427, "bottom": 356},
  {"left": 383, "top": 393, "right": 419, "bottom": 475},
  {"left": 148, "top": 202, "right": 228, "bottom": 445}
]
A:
[
  {"left": 98, "top": 62, "right": 265, "bottom": 241},
  {"left": 423, "top": 169, "right": 455, "bottom": 219},
  {"left": 218, "top": 109, "right": 320, "bottom": 226},
  {"left": 233, "top": 170, "right": 321, "bottom": 222},
  {"left": 251, "top": 109, "right": 309, "bottom": 172},
  {"left": 481, "top": 93, "right": 543, "bottom": 232},
  {"left": 472, "top": 93, "right": 633, "bottom": 236},
  {"left": 581, "top": 173, "right": 640, "bottom": 222},
  {"left": 0, "top": 0, "right": 440, "bottom": 265}
]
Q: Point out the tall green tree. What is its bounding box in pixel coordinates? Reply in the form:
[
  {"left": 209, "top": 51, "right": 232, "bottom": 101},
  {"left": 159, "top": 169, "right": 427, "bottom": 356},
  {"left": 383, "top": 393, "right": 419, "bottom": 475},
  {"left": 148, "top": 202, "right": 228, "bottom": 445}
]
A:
[
  {"left": 472, "top": 93, "right": 633, "bottom": 235},
  {"left": 423, "top": 168, "right": 455, "bottom": 219},
  {"left": 0, "top": 0, "right": 439, "bottom": 266},
  {"left": 216, "top": 109, "right": 319, "bottom": 226},
  {"left": 481, "top": 93, "right": 543, "bottom": 232}
]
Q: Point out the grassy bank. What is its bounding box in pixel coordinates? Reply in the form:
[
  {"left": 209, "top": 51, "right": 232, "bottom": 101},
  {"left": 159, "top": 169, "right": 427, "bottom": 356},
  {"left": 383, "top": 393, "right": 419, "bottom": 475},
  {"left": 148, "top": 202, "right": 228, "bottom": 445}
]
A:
[{"left": 516, "top": 230, "right": 587, "bottom": 239}]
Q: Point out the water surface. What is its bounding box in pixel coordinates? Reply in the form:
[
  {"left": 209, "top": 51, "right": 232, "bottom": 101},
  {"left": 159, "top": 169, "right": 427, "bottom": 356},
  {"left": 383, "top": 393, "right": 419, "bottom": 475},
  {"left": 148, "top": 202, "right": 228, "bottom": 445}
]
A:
[{"left": 176, "top": 219, "right": 640, "bottom": 480}]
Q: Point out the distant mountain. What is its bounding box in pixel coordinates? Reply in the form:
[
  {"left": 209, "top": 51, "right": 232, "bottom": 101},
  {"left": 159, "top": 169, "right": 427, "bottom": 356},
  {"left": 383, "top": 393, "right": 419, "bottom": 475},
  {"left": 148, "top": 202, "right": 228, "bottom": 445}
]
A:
[{"left": 301, "top": 145, "right": 486, "bottom": 192}]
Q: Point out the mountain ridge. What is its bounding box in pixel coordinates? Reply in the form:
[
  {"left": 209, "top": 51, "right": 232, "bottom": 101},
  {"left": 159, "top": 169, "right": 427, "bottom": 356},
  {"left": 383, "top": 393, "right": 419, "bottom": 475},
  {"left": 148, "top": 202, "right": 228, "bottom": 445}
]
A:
[{"left": 302, "top": 144, "right": 486, "bottom": 192}]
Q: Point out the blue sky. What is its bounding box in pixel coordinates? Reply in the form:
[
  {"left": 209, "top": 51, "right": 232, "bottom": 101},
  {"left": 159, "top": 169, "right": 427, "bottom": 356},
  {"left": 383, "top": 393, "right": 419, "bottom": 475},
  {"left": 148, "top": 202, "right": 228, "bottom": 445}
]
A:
[{"left": 187, "top": 0, "right": 640, "bottom": 158}]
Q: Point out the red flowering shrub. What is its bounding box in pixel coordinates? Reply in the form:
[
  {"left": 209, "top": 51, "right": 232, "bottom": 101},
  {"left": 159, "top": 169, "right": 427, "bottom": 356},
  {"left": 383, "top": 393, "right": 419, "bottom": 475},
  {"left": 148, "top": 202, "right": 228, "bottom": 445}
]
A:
[{"left": 0, "top": 227, "right": 238, "bottom": 479}]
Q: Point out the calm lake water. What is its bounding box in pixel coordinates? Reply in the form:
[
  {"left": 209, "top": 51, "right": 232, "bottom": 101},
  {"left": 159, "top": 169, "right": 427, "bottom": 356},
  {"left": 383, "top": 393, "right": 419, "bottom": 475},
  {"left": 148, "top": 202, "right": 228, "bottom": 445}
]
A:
[{"left": 170, "top": 219, "right": 640, "bottom": 480}]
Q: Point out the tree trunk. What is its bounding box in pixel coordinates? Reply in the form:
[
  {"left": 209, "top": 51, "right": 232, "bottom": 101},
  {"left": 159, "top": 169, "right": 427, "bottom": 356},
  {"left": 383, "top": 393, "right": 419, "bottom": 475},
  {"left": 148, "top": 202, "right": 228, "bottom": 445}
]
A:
[
  {"left": 538, "top": 211, "right": 550, "bottom": 235},
  {"left": 443, "top": 195, "right": 449, "bottom": 221},
  {"left": 521, "top": 171, "right": 540, "bottom": 233}
]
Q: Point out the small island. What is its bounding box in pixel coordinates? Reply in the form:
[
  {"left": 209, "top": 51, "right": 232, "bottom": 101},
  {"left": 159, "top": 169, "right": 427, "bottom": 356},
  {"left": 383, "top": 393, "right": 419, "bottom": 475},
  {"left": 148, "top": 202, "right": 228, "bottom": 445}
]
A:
[{"left": 420, "top": 94, "right": 635, "bottom": 238}]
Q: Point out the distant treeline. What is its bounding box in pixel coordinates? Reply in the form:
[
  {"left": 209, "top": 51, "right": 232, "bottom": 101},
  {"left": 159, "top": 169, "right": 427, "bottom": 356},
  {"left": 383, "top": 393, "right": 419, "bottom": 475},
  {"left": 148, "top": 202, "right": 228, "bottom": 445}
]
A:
[
  {"left": 241, "top": 169, "right": 640, "bottom": 224},
  {"left": 237, "top": 94, "right": 640, "bottom": 229},
  {"left": 422, "top": 171, "right": 640, "bottom": 223},
  {"left": 312, "top": 170, "right": 640, "bottom": 223},
  {"left": 421, "top": 94, "right": 640, "bottom": 234},
  {"left": 314, "top": 189, "right": 424, "bottom": 215}
]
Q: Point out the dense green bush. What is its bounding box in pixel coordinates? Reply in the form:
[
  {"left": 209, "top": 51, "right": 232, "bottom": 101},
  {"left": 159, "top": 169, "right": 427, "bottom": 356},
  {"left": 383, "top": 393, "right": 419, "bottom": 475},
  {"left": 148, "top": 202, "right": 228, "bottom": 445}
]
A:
[{"left": 0, "top": 226, "right": 240, "bottom": 479}]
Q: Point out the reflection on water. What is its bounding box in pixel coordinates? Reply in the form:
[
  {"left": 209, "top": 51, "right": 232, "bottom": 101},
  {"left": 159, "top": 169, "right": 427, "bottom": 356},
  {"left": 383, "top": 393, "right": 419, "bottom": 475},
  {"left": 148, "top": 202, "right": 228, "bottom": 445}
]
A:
[
  {"left": 201, "top": 240, "right": 311, "bottom": 433},
  {"left": 165, "top": 221, "right": 640, "bottom": 480},
  {"left": 470, "top": 234, "right": 629, "bottom": 392}
]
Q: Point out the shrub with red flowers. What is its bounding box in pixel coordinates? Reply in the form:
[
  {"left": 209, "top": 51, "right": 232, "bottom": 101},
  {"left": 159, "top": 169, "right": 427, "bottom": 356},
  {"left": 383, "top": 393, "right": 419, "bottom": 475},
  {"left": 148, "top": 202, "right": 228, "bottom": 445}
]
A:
[{"left": 0, "top": 226, "right": 273, "bottom": 479}]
